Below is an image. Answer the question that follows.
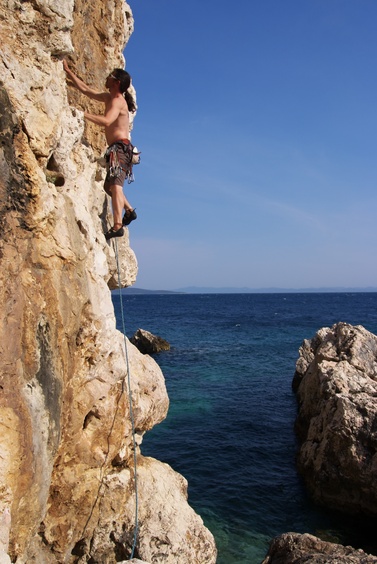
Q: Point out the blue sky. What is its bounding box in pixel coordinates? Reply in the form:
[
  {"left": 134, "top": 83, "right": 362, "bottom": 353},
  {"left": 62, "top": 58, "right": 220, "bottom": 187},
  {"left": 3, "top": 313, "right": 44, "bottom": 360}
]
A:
[{"left": 124, "top": 0, "right": 377, "bottom": 291}]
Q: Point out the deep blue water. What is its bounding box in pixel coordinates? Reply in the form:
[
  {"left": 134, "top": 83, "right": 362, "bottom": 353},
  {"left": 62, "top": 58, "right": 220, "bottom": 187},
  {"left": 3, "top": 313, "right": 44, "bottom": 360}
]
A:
[{"left": 112, "top": 292, "right": 377, "bottom": 563}]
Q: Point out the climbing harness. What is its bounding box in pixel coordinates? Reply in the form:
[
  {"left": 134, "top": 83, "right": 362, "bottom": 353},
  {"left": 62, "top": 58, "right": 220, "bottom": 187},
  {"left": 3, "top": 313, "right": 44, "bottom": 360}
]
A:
[
  {"left": 106, "top": 140, "right": 141, "bottom": 185},
  {"left": 114, "top": 238, "right": 139, "bottom": 560}
]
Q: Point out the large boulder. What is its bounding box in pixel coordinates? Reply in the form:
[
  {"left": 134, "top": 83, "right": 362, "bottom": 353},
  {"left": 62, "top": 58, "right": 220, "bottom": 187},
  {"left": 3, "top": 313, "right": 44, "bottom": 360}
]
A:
[
  {"left": 262, "top": 532, "right": 377, "bottom": 563},
  {"left": 293, "top": 322, "right": 377, "bottom": 515}
]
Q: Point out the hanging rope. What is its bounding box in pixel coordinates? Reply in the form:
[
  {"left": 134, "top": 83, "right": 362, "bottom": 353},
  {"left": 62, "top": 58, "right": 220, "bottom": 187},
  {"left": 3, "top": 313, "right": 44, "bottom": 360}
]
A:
[{"left": 114, "top": 238, "right": 139, "bottom": 560}]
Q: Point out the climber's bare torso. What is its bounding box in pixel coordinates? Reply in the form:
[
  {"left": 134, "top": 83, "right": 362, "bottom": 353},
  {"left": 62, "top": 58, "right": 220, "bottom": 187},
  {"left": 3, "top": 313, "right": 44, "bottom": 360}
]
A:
[{"left": 101, "top": 91, "right": 130, "bottom": 146}]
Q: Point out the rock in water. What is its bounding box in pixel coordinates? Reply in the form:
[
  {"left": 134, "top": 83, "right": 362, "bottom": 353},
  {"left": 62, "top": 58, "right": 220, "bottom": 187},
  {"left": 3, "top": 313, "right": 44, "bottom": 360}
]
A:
[
  {"left": 262, "top": 532, "right": 377, "bottom": 563},
  {"left": 293, "top": 322, "right": 377, "bottom": 516},
  {"left": 130, "top": 329, "right": 170, "bottom": 355}
]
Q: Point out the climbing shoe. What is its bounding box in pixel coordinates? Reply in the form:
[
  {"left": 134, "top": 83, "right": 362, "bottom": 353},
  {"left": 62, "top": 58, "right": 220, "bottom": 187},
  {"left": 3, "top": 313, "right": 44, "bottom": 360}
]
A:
[
  {"left": 122, "top": 208, "right": 137, "bottom": 226},
  {"left": 105, "top": 226, "right": 124, "bottom": 240}
]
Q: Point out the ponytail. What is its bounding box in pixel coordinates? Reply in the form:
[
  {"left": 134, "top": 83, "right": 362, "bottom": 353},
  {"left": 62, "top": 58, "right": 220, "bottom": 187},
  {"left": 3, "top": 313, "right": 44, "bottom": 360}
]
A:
[
  {"left": 112, "top": 68, "right": 137, "bottom": 113},
  {"left": 123, "top": 89, "right": 136, "bottom": 113}
]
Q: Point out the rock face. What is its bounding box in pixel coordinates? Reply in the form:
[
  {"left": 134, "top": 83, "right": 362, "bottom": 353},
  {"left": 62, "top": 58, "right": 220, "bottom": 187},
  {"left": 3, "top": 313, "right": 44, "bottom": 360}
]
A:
[
  {"left": 293, "top": 322, "right": 377, "bottom": 516},
  {"left": 130, "top": 329, "right": 170, "bottom": 355},
  {"left": 262, "top": 532, "right": 377, "bottom": 563},
  {"left": 0, "top": 1, "right": 216, "bottom": 563}
]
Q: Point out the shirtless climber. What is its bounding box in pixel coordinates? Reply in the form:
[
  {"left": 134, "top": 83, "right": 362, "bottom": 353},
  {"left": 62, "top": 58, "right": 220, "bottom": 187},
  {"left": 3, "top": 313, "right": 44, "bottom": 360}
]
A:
[{"left": 63, "top": 59, "right": 137, "bottom": 240}]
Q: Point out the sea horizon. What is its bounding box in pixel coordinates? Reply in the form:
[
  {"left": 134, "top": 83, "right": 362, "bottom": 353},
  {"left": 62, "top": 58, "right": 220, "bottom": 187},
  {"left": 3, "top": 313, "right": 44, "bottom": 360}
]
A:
[{"left": 117, "top": 286, "right": 377, "bottom": 295}]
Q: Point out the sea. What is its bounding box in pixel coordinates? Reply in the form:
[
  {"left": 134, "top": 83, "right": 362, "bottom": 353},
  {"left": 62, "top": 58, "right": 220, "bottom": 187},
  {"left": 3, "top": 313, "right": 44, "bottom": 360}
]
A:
[{"left": 111, "top": 292, "right": 377, "bottom": 563}]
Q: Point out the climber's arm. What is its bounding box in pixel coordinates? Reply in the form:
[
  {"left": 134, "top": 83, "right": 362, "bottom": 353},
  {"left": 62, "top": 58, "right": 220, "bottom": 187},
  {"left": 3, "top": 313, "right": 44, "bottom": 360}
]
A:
[{"left": 63, "top": 60, "right": 108, "bottom": 102}]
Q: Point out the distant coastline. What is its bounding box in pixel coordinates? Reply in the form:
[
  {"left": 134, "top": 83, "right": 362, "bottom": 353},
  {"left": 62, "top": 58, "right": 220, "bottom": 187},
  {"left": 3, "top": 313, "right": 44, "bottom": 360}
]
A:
[
  {"left": 118, "top": 286, "right": 377, "bottom": 295},
  {"left": 118, "top": 288, "right": 184, "bottom": 295}
]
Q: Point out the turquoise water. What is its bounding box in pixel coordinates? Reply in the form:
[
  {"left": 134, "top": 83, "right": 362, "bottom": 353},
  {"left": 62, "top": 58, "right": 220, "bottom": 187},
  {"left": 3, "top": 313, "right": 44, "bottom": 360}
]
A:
[{"left": 112, "top": 292, "right": 377, "bottom": 563}]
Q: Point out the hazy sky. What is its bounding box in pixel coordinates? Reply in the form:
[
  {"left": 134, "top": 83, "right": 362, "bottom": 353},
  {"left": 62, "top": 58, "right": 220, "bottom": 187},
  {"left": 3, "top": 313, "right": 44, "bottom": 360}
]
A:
[{"left": 124, "top": 0, "right": 377, "bottom": 290}]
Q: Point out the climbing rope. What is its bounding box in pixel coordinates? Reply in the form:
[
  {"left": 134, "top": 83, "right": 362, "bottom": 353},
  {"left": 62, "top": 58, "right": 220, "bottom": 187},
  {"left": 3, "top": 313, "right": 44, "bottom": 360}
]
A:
[{"left": 114, "top": 238, "right": 139, "bottom": 560}]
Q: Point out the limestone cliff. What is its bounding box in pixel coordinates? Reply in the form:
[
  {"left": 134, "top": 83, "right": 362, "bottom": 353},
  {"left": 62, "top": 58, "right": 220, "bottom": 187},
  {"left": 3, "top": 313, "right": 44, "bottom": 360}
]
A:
[{"left": 0, "top": 1, "right": 217, "bottom": 562}]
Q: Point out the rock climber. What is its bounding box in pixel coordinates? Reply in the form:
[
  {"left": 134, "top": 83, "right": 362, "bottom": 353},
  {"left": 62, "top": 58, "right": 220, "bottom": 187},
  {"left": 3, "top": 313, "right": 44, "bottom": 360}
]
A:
[{"left": 63, "top": 59, "right": 137, "bottom": 240}]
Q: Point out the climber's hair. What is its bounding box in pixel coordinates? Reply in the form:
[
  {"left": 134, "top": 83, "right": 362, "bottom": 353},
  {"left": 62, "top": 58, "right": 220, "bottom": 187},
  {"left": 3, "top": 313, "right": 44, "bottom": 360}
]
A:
[{"left": 112, "top": 69, "right": 136, "bottom": 113}]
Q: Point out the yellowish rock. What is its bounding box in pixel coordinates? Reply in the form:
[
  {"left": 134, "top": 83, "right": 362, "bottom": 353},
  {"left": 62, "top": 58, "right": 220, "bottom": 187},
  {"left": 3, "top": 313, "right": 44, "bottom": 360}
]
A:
[{"left": 0, "top": 0, "right": 217, "bottom": 562}]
